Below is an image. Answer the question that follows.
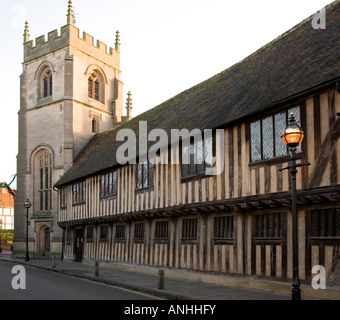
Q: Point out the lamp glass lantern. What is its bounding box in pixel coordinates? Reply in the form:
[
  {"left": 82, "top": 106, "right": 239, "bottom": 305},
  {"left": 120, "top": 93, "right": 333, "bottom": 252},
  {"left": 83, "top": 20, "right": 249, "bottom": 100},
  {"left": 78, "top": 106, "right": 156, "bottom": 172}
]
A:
[
  {"left": 281, "top": 113, "right": 304, "bottom": 148},
  {"left": 24, "top": 199, "right": 32, "bottom": 209}
]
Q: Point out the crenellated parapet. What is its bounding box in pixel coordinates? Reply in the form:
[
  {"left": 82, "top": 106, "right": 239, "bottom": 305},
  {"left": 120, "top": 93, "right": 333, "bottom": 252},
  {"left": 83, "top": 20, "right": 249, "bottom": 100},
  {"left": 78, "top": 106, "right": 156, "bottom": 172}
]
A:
[
  {"left": 24, "top": 24, "right": 121, "bottom": 68},
  {"left": 23, "top": 25, "right": 70, "bottom": 63},
  {"left": 69, "top": 25, "right": 121, "bottom": 68}
]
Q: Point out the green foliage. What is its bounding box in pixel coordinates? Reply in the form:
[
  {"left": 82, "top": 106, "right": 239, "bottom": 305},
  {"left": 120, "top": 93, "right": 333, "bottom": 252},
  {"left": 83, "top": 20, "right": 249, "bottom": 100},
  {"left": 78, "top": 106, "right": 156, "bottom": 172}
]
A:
[{"left": 0, "top": 229, "right": 14, "bottom": 244}]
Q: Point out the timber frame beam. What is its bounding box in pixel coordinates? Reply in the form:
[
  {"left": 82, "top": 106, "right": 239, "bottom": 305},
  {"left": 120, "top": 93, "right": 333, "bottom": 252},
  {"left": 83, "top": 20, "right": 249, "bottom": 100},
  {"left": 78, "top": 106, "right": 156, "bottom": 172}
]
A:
[{"left": 58, "top": 184, "right": 340, "bottom": 228}]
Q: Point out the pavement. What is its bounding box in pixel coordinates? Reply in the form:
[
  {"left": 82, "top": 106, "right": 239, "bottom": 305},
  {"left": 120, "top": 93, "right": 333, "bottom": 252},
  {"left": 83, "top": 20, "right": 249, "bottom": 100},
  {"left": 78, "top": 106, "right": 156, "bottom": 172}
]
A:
[{"left": 1, "top": 251, "right": 339, "bottom": 300}]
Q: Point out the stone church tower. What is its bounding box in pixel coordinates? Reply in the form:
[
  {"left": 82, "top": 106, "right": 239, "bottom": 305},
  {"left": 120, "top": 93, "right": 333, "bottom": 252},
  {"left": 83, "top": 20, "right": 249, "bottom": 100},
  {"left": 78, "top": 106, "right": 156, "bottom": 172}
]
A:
[{"left": 13, "top": 1, "right": 126, "bottom": 258}]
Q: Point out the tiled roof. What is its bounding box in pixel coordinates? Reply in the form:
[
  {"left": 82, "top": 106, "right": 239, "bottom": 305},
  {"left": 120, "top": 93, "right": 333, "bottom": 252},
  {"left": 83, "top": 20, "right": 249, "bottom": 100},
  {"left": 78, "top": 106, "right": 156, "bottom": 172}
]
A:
[{"left": 55, "top": 0, "right": 340, "bottom": 187}]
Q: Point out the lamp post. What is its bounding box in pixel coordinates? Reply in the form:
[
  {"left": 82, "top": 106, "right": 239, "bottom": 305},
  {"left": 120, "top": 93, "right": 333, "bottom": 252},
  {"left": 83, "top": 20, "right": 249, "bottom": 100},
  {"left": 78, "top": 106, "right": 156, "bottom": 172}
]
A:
[
  {"left": 24, "top": 198, "right": 31, "bottom": 262},
  {"left": 0, "top": 219, "right": 2, "bottom": 254},
  {"left": 280, "top": 113, "right": 310, "bottom": 300}
]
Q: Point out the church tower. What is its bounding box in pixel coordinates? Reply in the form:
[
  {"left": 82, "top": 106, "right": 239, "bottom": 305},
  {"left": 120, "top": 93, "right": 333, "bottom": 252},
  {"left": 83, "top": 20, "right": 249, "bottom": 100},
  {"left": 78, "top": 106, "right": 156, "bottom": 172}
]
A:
[{"left": 13, "top": 1, "right": 125, "bottom": 258}]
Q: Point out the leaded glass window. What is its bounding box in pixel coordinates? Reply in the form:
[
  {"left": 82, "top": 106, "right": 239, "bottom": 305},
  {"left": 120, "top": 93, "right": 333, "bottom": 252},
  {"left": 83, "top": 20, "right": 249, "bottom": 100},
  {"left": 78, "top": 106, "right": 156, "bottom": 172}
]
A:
[
  {"left": 37, "top": 151, "right": 52, "bottom": 211},
  {"left": 100, "top": 171, "right": 117, "bottom": 197},
  {"left": 311, "top": 209, "right": 340, "bottom": 238},
  {"left": 136, "top": 162, "right": 154, "bottom": 189},
  {"left": 181, "top": 136, "right": 213, "bottom": 179},
  {"left": 154, "top": 221, "right": 169, "bottom": 241},
  {"left": 214, "top": 216, "right": 234, "bottom": 240},
  {"left": 255, "top": 213, "right": 283, "bottom": 238},
  {"left": 250, "top": 106, "right": 301, "bottom": 162},
  {"left": 181, "top": 218, "right": 197, "bottom": 240}
]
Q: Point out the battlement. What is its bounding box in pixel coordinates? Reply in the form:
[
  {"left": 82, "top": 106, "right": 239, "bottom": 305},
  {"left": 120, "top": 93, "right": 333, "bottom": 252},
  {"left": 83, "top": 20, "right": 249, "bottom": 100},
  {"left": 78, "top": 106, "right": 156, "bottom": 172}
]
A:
[
  {"left": 24, "top": 25, "right": 69, "bottom": 63},
  {"left": 24, "top": 24, "right": 120, "bottom": 68}
]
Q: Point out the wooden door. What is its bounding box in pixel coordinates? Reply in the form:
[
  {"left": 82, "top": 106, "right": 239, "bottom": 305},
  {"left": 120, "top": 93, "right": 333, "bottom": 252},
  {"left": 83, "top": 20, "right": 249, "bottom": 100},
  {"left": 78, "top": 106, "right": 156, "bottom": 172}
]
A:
[{"left": 75, "top": 229, "right": 84, "bottom": 262}]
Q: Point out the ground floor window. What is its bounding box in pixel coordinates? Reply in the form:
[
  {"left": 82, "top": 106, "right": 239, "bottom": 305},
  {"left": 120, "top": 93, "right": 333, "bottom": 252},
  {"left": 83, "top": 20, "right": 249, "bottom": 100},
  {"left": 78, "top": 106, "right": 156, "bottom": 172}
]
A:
[
  {"left": 255, "top": 213, "right": 283, "bottom": 239},
  {"left": 99, "top": 226, "right": 109, "bottom": 242},
  {"left": 133, "top": 223, "right": 145, "bottom": 242},
  {"left": 115, "top": 224, "right": 126, "bottom": 242},
  {"left": 86, "top": 226, "right": 94, "bottom": 242},
  {"left": 181, "top": 218, "right": 197, "bottom": 241},
  {"left": 311, "top": 208, "right": 340, "bottom": 238},
  {"left": 154, "top": 221, "right": 169, "bottom": 241},
  {"left": 213, "top": 216, "right": 234, "bottom": 241}
]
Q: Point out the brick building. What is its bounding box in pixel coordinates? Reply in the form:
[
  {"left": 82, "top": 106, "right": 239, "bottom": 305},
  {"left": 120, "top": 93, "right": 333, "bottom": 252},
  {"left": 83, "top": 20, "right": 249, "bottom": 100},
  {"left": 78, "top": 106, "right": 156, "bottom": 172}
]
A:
[{"left": 0, "top": 183, "right": 16, "bottom": 230}]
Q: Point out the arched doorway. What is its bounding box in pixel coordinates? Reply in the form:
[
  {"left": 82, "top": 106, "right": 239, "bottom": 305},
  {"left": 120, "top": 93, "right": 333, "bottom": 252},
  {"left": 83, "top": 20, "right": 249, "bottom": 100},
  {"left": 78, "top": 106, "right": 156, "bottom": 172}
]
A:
[{"left": 37, "top": 225, "right": 51, "bottom": 257}]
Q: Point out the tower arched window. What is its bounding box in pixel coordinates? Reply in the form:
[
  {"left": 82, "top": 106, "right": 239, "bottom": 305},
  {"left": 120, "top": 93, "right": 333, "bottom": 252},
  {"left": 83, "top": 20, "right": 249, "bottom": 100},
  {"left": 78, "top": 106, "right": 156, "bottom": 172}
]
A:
[
  {"left": 88, "top": 72, "right": 100, "bottom": 101},
  {"left": 92, "top": 116, "right": 99, "bottom": 133},
  {"left": 34, "top": 150, "right": 52, "bottom": 212},
  {"left": 42, "top": 69, "right": 53, "bottom": 98}
]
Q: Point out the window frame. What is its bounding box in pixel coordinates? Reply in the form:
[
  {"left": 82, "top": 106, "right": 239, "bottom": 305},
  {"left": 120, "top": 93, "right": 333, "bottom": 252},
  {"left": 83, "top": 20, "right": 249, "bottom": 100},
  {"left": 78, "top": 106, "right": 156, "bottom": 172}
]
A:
[
  {"left": 86, "top": 226, "right": 94, "bottom": 243},
  {"left": 154, "top": 220, "right": 169, "bottom": 243},
  {"left": 213, "top": 215, "right": 235, "bottom": 244},
  {"left": 310, "top": 208, "right": 340, "bottom": 239},
  {"left": 254, "top": 212, "right": 283, "bottom": 240},
  {"left": 100, "top": 170, "right": 117, "bottom": 198},
  {"left": 60, "top": 187, "right": 67, "bottom": 209},
  {"left": 88, "top": 72, "right": 101, "bottom": 102},
  {"left": 115, "top": 224, "right": 126, "bottom": 243},
  {"left": 133, "top": 222, "right": 145, "bottom": 243},
  {"left": 72, "top": 181, "right": 86, "bottom": 205},
  {"left": 92, "top": 116, "right": 99, "bottom": 133},
  {"left": 181, "top": 218, "right": 198, "bottom": 243},
  {"left": 66, "top": 228, "right": 72, "bottom": 245},
  {"left": 136, "top": 162, "right": 154, "bottom": 190},
  {"left": 181, "top": 135, "right": 213, "bottom": 181},
  {"left": 41, "top": 69, "right": 53, "bottom": 99},
  {"left": 38, "top": 151, "right": 52, "bottom": 212},
  {"left": 99, "top": 225, "right": 109, "bottom": 242},
  {"left": 249, "top": 106, "right": 302, "bottom": 164}
]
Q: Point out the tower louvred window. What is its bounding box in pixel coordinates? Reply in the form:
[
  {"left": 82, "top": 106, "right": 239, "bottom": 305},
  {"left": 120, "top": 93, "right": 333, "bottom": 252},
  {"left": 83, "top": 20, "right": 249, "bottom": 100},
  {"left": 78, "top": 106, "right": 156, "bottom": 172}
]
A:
[
  {"left": 88, "top": 72, "right": 100, "bottom": 101},
  {"left": 42, "top": 69, "right": 52, "bottom": 98}
]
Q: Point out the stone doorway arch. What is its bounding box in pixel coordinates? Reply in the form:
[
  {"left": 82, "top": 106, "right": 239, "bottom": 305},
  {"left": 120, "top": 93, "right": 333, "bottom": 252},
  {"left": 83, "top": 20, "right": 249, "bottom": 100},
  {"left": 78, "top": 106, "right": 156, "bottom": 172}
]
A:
[{"left": 37, "top": 224, "right": 51, "bottom": 257}]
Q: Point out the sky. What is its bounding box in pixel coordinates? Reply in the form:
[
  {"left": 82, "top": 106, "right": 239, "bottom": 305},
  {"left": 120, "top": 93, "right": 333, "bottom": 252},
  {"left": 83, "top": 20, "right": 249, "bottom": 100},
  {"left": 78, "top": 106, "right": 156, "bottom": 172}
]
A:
[{"left": 0, "top": 0, "right": 334, "bottom": 189}]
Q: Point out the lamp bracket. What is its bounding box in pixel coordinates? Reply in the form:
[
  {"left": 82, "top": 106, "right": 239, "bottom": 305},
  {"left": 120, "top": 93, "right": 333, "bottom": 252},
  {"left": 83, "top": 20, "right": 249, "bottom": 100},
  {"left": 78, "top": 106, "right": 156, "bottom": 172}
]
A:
[{"left": 279, "top": 162, "right": 311, "bottom": 172}]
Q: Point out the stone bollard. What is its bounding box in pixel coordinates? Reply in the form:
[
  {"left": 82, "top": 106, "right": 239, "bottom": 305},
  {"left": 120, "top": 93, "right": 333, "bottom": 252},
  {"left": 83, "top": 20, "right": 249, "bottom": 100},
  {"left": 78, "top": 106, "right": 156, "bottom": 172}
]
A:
[
  {"left": 158, "top": 269, "right": 164, "bottom": 290},
  {"left": 94, "top": 261, "right": 99, "bottom": 277},
  {"left": 52, "top": 255, "right": 56, "bottom": 268}
]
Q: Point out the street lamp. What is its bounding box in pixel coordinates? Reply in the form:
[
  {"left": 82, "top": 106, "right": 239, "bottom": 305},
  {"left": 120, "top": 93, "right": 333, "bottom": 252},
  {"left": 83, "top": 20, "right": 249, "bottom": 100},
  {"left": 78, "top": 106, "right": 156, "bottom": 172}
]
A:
[
  {"left": 0, "top": 219, "right": 2, "bottom": 253},
  {"left": 24, "top": 198, "right": 31, "bottom": 262},
  {"left": 280, "top": 113, "right": 310, "bottom": 300}
]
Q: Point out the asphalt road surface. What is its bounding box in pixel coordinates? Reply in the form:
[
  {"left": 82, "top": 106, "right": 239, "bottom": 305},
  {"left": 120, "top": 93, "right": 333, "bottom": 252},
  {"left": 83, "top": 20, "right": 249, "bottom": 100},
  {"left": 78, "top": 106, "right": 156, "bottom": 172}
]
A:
[{"left": 0, "top": 260, "right": 158, "bottom": 300}]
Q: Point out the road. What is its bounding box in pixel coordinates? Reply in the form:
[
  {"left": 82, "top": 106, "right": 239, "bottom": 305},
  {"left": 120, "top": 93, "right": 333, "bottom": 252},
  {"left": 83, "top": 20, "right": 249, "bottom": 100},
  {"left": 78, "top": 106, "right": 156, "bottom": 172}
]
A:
[{"left": 0, "top": 260, "right": 158, "bottom": 300}]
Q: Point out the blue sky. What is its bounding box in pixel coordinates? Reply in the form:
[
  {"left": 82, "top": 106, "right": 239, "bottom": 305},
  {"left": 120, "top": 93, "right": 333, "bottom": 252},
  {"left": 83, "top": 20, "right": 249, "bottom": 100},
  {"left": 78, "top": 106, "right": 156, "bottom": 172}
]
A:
[{"left": 0, "top": 0, "right": 333, "bottom": 188}]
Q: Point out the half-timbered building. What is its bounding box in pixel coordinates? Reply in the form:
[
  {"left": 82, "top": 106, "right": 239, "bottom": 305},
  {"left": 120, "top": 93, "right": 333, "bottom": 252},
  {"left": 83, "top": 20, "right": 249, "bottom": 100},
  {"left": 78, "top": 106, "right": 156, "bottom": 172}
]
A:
[{"left": 55, "top": 1, "right": 340, "bottom": 286}]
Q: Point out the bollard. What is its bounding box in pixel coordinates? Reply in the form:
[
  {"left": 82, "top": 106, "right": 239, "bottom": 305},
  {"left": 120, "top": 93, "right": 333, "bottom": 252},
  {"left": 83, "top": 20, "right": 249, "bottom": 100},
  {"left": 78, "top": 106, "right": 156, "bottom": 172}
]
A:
[
  {"left": 52, "top": 255, "right": 56, "bottom": 268},
  {"left": 94, "top": 261, "right": 99, "bottom": 277},
  {"left": 158, "top": 269, "right": 164, "bottom": 290}
]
